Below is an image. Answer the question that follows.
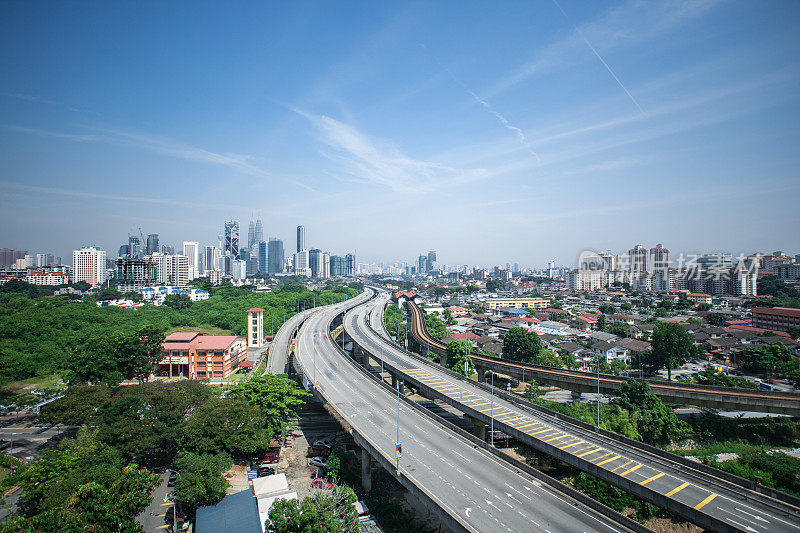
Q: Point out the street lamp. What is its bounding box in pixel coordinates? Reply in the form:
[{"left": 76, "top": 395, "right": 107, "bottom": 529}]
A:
[
  {"left": 489, "top": 370, "right": 495, "bottom": 446},
  {"left": 596, "top": 354, "right": 601, "bottom": 428}
]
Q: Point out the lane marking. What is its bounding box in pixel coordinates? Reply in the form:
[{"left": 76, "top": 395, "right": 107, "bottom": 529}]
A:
[
  {"left": 577, "top": 447, "right": 602, "bottom": 458},
  {"left": 665, "top": 482, "right": 690, "bottom": 497},
  {"left": 621, "top": 464, "right": 643, "bottom": 476},
  {"left": 559, "top": 440, "right": 583, "bottom": 450},
  {"left": 543, "top": 434, "right": 564, "bottom": 443},
  {"left": 590, "top": 452, "right": 613, "bottom": 462},
  {"left": 694, "top": 493, "right": 717, "bottom": 510},
  {"left": 515, "top": 422, "right": 538, "bottom": 430},
  {"left": 640, "top": 472, "right": 665, "bottom": 486},
  {"left": 611, "top": 460, "right": 634, "bottom": 472}
]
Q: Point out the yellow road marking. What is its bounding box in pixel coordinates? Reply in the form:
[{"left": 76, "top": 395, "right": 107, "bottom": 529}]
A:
[
  {"left": 694, "top": 493, "right": 717, "bottom": 510},
  {"left": 470, "top": 401, "right": 490, "bottom": 407},
  {"left": 577, "top": 447, "right": 601, "bottom": 458},
  {"left": 439, "top": 387, "right": 459, "bottom": 392},
  {"left": 665, "top": 482, "right": 690, "bottom": 497},
  {"left": 515, "top": 422, "right": 538, "bottom": 430},
  {"left": 621, "top": 464, "right": 643, "bottom": 476},
  {"left": 571, "top": 444, "right": 595, "bottom": 455},
  {"left": 155, "top": 526, "right": 170, "bottom": 530},
  {"left": 503, "top": 416, "right": 526, "bottom": 424},
  {"left": 612, "top": 460, "right": 634, "bottom": 472},
  {"left": 160, "top": 502, "right": 172, "bottom": 507},
  {"left": 559, "top": 440, "right": 583, "bottom": 450},
  {"left": 640, "top": 472, "right": 665, "bottom": 486},
  {"left": 596, "top": 455, "right": 621, "bottom": 466},
  {"left": 591, "top": 452, "right": 613, "bottom": 462},
  {"left": 543, "top": 434, "right": 564, "bottom": 443}
]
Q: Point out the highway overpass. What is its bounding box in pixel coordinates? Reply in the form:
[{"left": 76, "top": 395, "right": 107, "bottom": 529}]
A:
[
  {"left": 287, "top": 288, "right": 642, "bottom": 532},
  {"left": 404, "top": 299, "right": 800, "bottom": 416},
  {"left": 343, "top": 289, "right": 800, "bottom": 533}
]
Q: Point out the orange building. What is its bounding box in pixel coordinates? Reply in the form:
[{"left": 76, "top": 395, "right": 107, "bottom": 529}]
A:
[{"left": 158, "top": 332, "right": 247, "bottom": 380}]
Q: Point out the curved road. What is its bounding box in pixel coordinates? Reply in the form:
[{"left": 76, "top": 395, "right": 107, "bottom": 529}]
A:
[
  {"left": 345, "top": 288, "right": 800, "bottom": 533},
  {"left": 293, "top": 288, "right": 636, "bottom": 533}
]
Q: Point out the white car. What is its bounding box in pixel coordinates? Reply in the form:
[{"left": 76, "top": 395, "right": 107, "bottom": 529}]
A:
[
  {"left": 308, "top": 456, "right": 327, "bottom": 469},
  {"left": 313, "top": 438, "right": 333, "bottom": 448}
]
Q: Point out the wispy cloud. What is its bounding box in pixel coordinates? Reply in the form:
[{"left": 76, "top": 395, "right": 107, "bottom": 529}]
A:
[
  {"left": 3, "top": 124, "right": 270, "bottom": 178},
  {"left": 490, "top": 0, "right": 723, "bottom": 96},
  {"left": 295, "top": 109, "right": 488, "bottom": 193}
]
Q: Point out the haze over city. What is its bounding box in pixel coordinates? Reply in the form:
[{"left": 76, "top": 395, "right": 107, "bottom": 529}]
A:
[{"left": 1, "top": 1, "right": 799, "bottom": 266}]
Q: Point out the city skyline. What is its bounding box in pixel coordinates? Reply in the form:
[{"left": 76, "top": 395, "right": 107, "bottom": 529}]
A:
[{"left": 1, "top": 2, "right": 799, "bottom": 265}]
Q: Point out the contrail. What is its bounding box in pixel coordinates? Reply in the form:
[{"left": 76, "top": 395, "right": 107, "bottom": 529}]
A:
[
  {"left": 552, "top": 0, "right": 645, "bottom": 115},
  {"left": 467, "top": 90, "right": 541, "bottom": 163}
]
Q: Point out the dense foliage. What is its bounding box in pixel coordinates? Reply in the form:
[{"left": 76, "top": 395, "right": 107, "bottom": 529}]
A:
[
  {"left": 445, "top": 340, "right": 475, "bottom": 376},
  {"left": 268, "top": 485, "right": 359, "bottom": 533},
  {"left": 423, "top": 311, "right": 447, "bottom": 340},
  {"left": 644, "top": 322, "right": 693, "bottom": 380},
  {"left": 383, "top": 303, "right": 407, "bottom": 342},
  {"left": 0, "top": 284, "right": 357, "bottom": 386},
  {"left": 502, "top": 327, "right": 542, "bottom": 363},
  {"left": 695, "top": 368, "right": 758, "bottom": 389}
]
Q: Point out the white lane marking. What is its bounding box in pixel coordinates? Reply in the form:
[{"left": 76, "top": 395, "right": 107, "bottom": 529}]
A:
[
  {"left": 505, "top": 483, "right": 532, "bottom": 501},
  {"left": 451, "top": 449, "right": 471, "bottom": 462}
]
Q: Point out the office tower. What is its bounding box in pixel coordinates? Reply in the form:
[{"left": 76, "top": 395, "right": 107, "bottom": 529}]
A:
[
  {"left": 330, "top": 255, "right": 345, "bottom": 276},
  {"left": 599, "top": 253, "right": 615, "bottom": 271},
  {"left": 629, "top": 244, "right": 648, "bottom": 272},
  {"left": 650, "top": 243, "right": 670, "bottom": 272},
  {"left": 118, "top": 244, "right": 130, "bottom": 258},
  {"left": 183, "top": 241, "right": 200, "bottom": 280},
  {"left": 128, "top": 235, "right": 142, "bottom": 259},
  {"left": 146, "top": 234, "right": 159, "bottom": 255},
  {"left": 418, "top": 255, "right": 427, "bottom": 274},
  {"left": 149, "top": 253, "right": 190, "bottom": 287},
  {"left": 254, "top": 219, "right": 263, "bottom": 246},
  {"left": 203, "top": 246, "right": 220, "bottom": 276},
  {"left": 427, "top": 250, "right": 437, "bottom": 272},
  {"left": 267, "top": 238, "right": 284, "bottom": 274},
  {"left": 232, "top": 259, "right": 247, "bottom": 280},
  {"left": 161, "top": 244, "right": 175, "bottom": 255},
  {"left": 696, "top": 253, "right": 733, "bottom": 269},
  {"left": 257, "top": 241, "right": 267, "bottom": 274},
  {"left": 247, "top": 220, "right": 256, "bottom": 251},
  {"left": 0, "top": 249, "right": 27, "bottom": 268},
  {"left": 309, "top": 249, "right": 322, "bottom": 278},
  {"left": 294, "top": 249, "right": 310, "bottom": 276},
  {"left": 72, "top": 246, "right": 106, "bottom": 286},
  {"left": 296, "top": 225, "right": 305, "bottom": 253},
  {"left": 345, "top": 253, "right": 356, "bottom": 277},
  {"left": 224, "top": 220, "right": 240, "bottom": 260}
]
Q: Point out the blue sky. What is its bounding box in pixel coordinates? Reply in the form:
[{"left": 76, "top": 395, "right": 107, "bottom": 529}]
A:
[{"left": 1, "top": 1, "right": 798, "bottom": 268}]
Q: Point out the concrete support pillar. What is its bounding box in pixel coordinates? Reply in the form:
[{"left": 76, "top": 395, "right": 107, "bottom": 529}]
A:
[
  {"left": 476, "top": 368, "right": 485, "bottom": 383},
  {"left": 439, "top": 353, "right": 447, "bottom": 367},
  {"left": 361, "top": 448, "right": 372, "bottom": 493},
  {"left": 469, "top": 416, "right": 486, "bottom": 441},
  {"left": 391, "top": 374, "right": 397, "bottom": 389}
]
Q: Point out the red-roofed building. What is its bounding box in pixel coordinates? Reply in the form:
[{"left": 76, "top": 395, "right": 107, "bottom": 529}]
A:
[
  {"left": 247, "top": 308, "right": 265, "bottom": 347},
  {"left": 159, "top": 331, "right": 247, "bottom": 379},
  {"left": 725, "top": 324, "right": 792, "bottom": 339},
  {"left": 452, "top": 332, "right": 480, "bottom": 341},
  {"left": 688, "top": 293, "right": 712, "bottom": 305},
  {"left": 749, "top": 307, "right": 800, "bottom": 333},
  {"left": 447, "top": 306, "right": 468, "bottom": 318}
]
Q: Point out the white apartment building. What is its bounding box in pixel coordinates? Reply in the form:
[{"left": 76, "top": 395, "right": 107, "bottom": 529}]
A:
[
  {"left": 72, "top": 247, "right": 107, "bottom": 287},
  {"left": 149, "top": 253, "right": 190, "bottom": 287}
]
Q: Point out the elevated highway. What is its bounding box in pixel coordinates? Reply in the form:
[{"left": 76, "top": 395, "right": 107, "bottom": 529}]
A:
[
  {"left": 343, "top": 289, "right": 800, "bottom": 533},
  {"left": 289, "top": 288, "right": 641, "bottom": 532},
  {"left": 405, "top": 299, "right": 800, "bottom": 416}
]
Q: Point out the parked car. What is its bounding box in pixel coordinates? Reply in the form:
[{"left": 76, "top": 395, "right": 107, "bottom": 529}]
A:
[
  {"left": 167, "top": 471, "right": 178, "bottom": 487},
  {"left": 306, "top": 446, "right": 331, "bottom": 458},
  {"left": 313, "top": 437, "right": 333, "bottom": 448},
  {"left": 311, "top": 478, "right": 333, "bottom": 490},
  {"left": 257, "top": 467, "right": 275, "bottom": 477},
  {"left": 308, "top": 456, "right": 327, "bottom": 469},
  {"left": 260, "top": 450, "right": 279, "bottom": 465}
]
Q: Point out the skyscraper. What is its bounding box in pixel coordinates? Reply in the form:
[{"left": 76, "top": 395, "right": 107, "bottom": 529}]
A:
[
  {"left": 224, "top": 220, "right": 240, "bottom": 260},
  {"left": 268, "top": 238, "right": 284, "bottom": 274},
  {"left": 128, "top": 235, "right": 142, "bottom": 259},
  {"left": 146, "top": 234, "right": 159, "bottom": 255},
  {"left": 247, "top": 220, "right": 256, "bottom": 251},
  {"left": 254, "top": 219, "right": 264, "bottom": 246},
  {"left": 345, "top": 253, "right": 356, "bottom": 277},
  {"left": 203, "top": 246, "right": 220, "bottom": 275},
  {"left": 427, "top": 250, "right": 437, "bottom": 272},
  {"left": 296, "top": 225, "right": 305, "bottom": 253},
  {"left": 309, "top": 249, "right": 322, "bottom": 278},
  {"left": 418, "top": 255, "right": 427, "bottom": 274},
  {"left": 257, "top": 241, "right": 267, "bottom": 274},
  {"left": 183, "top": 241, "right": 200, "bottom": 280}
]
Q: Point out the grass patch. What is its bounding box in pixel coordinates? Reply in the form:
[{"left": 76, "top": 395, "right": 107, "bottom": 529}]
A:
[
  {"left": 672, "top": 441, "right": 781, "bottom": 458},
  {"left": 0, "top": 375, "right": 60, "bottom": 395},
  {"left": 0, "top": 465, "right": 8, "bottom": 484},
  {"left": 167, "top": 324, "right": 233, "bottom": 336}
]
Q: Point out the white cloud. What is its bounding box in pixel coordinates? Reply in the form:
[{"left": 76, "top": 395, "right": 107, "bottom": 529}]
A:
[{"left": 296, "top": 109, "right": 489, "bottom": 193}]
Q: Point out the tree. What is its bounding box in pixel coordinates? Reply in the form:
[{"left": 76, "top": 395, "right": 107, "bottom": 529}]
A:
[
  {"left": 116, "top": 325, "right": 166, "bottom": 383},
  {"left": 174, "top": 452, "right": 232, "bottom": 506},
  {"left": 649, "top": 323, "right": 693, "bottom": 381},
  {"left": 502, "top": 327, "right": 541, "bottom": 363},
  {"left": 598, "top": 304, "right": 616, "bottom": 315},
  {"left": 179, "top": 397, "right": 273, "bottom": 457},
  {"left": 706, "top": 313, "right": 727, "bottom": 327},
  {"left": 485, "top": 279, "right": 503, "bottom": 292},
  {"left": 164, "top": 293, "right": 193, "bottom": 310},
  {"left": 615, "top": 379, "right": 690, "bottom": 445},
  {"left": 596, "top": 314, "right": 606, "bottom": 331},
  {"left": 268, "top": 485, "right": 358, "bottom": 533},
  {"left": 228, "top": 374, "right": 309, "bottom": 436},
  {"left": 445, "top": 340, "right": 475, "bottom": 376},
  {"left": 786, "top": 326, "right": 800, "bottom": 340},
  {"left": 608, "top": 323, "right": 628, "bottom": 338},
  {"left": 620, "top": 302, "right": 632, "bottom": 311}
]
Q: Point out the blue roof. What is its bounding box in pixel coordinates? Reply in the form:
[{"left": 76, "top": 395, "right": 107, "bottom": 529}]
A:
[
  {"left": 195, "top": 489, "right": 261, "bottom": 533},
  {"left": 504, "top": 308, "right": 529, "bottom": 315}
]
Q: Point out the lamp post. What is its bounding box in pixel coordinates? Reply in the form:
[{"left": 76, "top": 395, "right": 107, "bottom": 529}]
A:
[
  {"left": 596, "top": 354, "right": 601, "bottom": 428},
  {"left": 489, "top": 370, "right": 495, "bottom": 446}
]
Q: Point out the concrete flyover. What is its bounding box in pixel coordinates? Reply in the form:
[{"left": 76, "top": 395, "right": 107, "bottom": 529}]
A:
[
  {"left": 346, "top": 288, "right": 800, "bottom": 533},
  {"left": 404, "top": 298, "right": 800, "bottom": 416},
  {"left": 289, "top": 288, "right": 642, "bottom": 533}
]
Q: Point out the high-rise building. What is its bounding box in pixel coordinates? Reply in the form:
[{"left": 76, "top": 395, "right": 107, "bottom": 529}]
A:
[
  {"left": 146, "top": 234, "right": 160, "bottom": 255},
  {"left": 427, "top": 250, "right": 437, "bottom": 272},
  {"left": 224, "top": 220, "right": 240, "bottom": 260},
  {"left": 294, "top": 249, "right": 310, "bottom": 276},
  {"left": 268, "top": 238, "right": 284, "bottom": 274},
  {"left": 203, "top": 246, "right": 220, "bottom": 276},
  {"left": 129, "top": 235, "right": 142, "bottom": 259},
  {"left": 254, "top": 219, "right": 263, "bottom": 246},
  {"left": 0, "top": 249, "right": 27, "bottom": 268},
  {"left": 72, "top": 246, "right": 106, "bottom": 287},
  {"left": 183, "top": 242, "right": 200, "bottom": 280},
  {"left": 161, "top": 244, "right": 175, "bottom": 255},
  {"left": 309, "top": 249, "right": 323, "bottom": 278},
  {"left": 650, "top": 244, "right": 670, "bottom": 272},
  {"left": 345, "top": 253, "right": 356, "bottom": 277},
  {"left": 330, "top": 255, "right": 346, "bottom": 276},
  {"left": 296, "top": 225, "right": 305, "bottom": 253},
  {"left": 114, "top": 257, "right": 156, "bottom": 292},
  {"left": 321, "top": 252, "right": 330, "bottom": 279},
  {"left": 418, "top": 255, "right": 427, "bottom": 275},
  {"left": 257, "top": 241, "right": 267, "bottom": 274},
  {"left": 149, "top": 253, "right": 190, "bottom": 287},
  {"left": 629, "top": 244, "right": 648, "bottom": 272},
  {"left": 247, "top": 220, "right": 256, "bottom": 251}
]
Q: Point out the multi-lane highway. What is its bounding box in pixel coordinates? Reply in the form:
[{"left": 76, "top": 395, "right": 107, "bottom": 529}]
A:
[
  {"left": 292, "top": 288, "right": 639, "bottom": 532},
  {"left": 344, "top": 288, "right": 800, "bottom": 533},
  {"left": 404, "top": 298, "right": 800, "bottom": 416}
]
